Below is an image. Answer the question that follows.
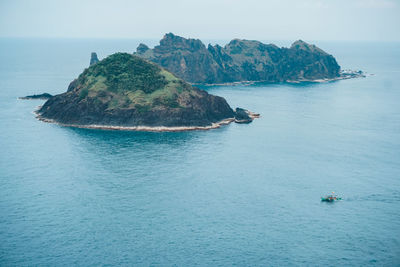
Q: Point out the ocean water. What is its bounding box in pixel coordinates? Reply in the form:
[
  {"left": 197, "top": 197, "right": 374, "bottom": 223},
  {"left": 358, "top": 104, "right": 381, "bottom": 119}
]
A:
[{"left": 0, "top": 39, "right": 399, "bottom": 266}]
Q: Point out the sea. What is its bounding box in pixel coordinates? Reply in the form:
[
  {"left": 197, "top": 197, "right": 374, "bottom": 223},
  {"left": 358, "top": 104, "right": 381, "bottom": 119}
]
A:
[{"left": 0, "top": 38, "right": 399, "bottom": 266}]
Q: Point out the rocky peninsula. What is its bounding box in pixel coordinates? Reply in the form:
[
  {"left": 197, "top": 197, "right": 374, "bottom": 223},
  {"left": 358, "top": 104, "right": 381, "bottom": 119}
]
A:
[
  {"left": 37, "top": 53, "right": 257, "bottom": 131},
  {"left": 135, "top": 33, "right": 344, "bottom": 84},
  {"left": 19, "top": 93, "right": 53, "bottom": 100}
]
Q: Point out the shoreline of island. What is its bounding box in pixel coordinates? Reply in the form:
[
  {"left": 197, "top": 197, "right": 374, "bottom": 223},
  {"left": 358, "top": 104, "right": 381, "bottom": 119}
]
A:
[
  {"left": 35, "top": 113, "right": 233, "bottom": 132},
  {"left": 193, "top": 70, "right": 366, "bottom": 86},
  {"left": 34, "top": 108, "right": 260, "bottom": 132}
]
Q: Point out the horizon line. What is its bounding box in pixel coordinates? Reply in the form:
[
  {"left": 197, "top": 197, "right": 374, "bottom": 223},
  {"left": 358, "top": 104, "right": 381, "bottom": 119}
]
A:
[{"left": 0, "top": 36, "right": 399, "bottom": 43}]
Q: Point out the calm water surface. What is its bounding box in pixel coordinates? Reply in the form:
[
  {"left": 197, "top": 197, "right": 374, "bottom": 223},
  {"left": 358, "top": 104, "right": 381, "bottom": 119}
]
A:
[{"left": 0, "top": 39, "right": 399, "bottom": 266}]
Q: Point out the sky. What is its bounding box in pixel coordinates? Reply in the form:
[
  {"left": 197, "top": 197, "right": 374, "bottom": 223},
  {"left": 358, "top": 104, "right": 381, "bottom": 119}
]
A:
[{"left": 0, "top": 0, "right": 399, "bottom": 41}]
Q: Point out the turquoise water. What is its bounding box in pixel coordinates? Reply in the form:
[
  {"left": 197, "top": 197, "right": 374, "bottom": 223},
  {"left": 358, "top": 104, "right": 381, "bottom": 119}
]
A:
[{"left": 0, "top": 39, "right": 400, "bottom": 266}]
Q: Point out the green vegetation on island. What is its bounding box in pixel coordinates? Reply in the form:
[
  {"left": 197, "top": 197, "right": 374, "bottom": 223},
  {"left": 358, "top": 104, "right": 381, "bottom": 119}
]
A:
[
  {"left": 136, "top": 33, "right": 342, "bottom": 84},
  {"left": 38, "top": 53, "right": 249, "bottom": 130}
]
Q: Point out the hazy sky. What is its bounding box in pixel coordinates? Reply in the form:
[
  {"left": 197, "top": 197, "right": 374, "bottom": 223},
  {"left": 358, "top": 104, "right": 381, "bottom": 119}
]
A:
[{"left": 0, "top": 0, "right": 399, "bottom": 41}]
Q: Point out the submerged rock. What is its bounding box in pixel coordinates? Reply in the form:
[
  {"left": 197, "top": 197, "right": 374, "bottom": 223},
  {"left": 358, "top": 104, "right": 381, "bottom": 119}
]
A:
[
  {"left": 37, "top": 53, "right": 244, "bottom": 130},
  {"left": 19, "top": 93, "right": 53, "bottom": 100},
  {"left": 135, "top": 33, "right": 341, "bottom": 84}
]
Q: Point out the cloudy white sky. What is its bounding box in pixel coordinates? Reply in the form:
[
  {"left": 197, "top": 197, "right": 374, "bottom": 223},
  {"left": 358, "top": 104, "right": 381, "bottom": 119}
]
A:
[{"left": 0, "top": 0, "right": 399, "bottom": 41}]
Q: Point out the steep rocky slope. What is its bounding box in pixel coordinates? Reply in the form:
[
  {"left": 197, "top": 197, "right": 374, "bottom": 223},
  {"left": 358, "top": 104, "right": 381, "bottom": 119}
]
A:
[{"left": 37, "top": 53, "right": 241, "bottom": 129}]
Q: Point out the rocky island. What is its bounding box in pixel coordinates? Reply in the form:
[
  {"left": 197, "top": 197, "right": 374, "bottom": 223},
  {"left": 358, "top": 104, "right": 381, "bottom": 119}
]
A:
[
  {"left": 135, "top": 33, "right": 351, "bottom": 84},
  {"left": 37, "top": 53, "right": 257, "bottom": 131}
]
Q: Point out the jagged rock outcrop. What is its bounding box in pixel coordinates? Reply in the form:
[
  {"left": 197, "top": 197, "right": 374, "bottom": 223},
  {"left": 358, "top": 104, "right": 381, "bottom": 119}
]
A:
[
  {"left": 135, "top": 33, "right": 341, "bottom": 84},
  {"left": 90, "top": 52, "right": 99, "bottom": 66},
  {"left": 37, "top": 53, "right": 247, "bottom": 130},
  {"left": 234, "top": 108, "right": 253, "bottom": 123}
]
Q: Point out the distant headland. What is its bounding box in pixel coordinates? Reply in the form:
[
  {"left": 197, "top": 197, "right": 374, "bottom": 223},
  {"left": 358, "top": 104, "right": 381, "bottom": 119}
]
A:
[{"left": 135, "top": 33, "right": 364, "bottom": 85}]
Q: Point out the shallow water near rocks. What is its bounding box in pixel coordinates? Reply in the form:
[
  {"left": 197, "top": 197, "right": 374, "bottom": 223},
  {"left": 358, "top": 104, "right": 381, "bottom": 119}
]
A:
[{"left": 0, "top": 39, "right": 399, "bottom": 266}]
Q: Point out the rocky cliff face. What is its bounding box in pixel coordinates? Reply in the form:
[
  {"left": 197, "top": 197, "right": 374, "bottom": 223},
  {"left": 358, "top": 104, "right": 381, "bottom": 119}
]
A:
[
  {"left": 38, "top": 53, "right": 237, "bottom": 128},
  {"left": 135, "top": 33, "right": 341, "bottom": 84}
]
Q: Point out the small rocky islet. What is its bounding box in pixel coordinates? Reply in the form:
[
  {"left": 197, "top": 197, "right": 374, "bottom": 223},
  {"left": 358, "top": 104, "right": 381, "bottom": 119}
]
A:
[{"left": 37, "top": 53, "right": 256, "bottom": 131}]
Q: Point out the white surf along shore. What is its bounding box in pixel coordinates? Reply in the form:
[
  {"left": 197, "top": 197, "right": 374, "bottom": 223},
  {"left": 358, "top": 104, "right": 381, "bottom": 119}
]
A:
[
  {"left": 196, "top": 70, "right": 366, "bottom": 86},
  {"left": 34, "top": 107, "right": 259, "bottom": 132}
]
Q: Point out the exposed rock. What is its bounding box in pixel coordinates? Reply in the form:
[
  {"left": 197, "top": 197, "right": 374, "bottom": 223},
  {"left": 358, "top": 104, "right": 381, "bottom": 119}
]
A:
[
  {"left": 37, "top": 53, "right": 249, "bottom": 130},
  {"left": 340, "top": 69, "right": 366, "bottom": 79},
  {"left": 135, "top": 33, "right": 341, "bottom": 84},
  {"left": 90, "top": 52, "right": 99, "bottom": 66},
  {"left": 233, "top": 108, "right": 260, "bottom": 123},
  {"left": 19, "top": 93, "right": 53, "bottom": 100},
  {"left": 234, "top": 108, "right": 253, "bottom": 123}
]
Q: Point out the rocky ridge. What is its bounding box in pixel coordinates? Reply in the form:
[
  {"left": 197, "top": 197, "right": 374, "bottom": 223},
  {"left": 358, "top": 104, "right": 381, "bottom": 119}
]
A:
[{"left": 135, "top": 33, "right": 342, "bottom": 84}]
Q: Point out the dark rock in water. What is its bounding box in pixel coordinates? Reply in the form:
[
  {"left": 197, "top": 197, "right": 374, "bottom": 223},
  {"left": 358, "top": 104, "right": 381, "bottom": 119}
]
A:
[
  {"left": 90, "top": 52, "right": 99, "bottom": 66},
  {"left": 67, "top": 78, "right": 78, "bottom": 92},
  {"left": 38, "top": 53, "right": 239, "bottom": 129},
  {"left": 234, "top": 108, "right": 253, "bottom": 123},
  {"left": 135, "top": 33, "right": 341, "bottom": 84},
  {"left": 19, "top": 93, "right": 53, "bottom": 100}
]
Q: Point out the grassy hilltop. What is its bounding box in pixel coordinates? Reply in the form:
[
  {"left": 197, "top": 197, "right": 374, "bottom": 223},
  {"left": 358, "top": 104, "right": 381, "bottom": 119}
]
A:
[{"left": 38, "top": 53, "right": 236, "bottom": 128}]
